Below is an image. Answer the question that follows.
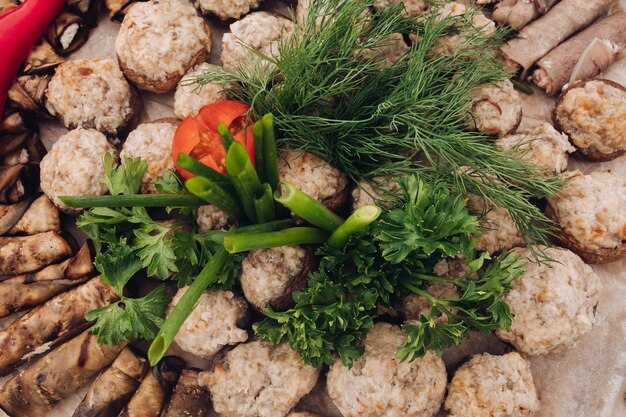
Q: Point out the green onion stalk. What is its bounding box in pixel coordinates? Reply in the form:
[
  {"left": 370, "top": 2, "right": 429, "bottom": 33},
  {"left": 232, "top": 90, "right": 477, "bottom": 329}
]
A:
[
  {"left": 59, "top": 194, "right": 205, "bottom": 208},
  {"left": 327, "top": 205, "right": 381, "bottom": 248},
  {"left": 274, "top": 182, "right": 344, "bottom": 232},
  {"left": 148, "top": 247, "right": 229, "bottom": 365},
  {"left": 261, "top": 114, "right": 280, "bottom": 192},
  {"left": 253, "top": 121, "right": 266, "bottom": 183},
  {"left": 225, "top": 141, "right": 265, "bottom": 222},
  {"left": 185, "top": 176, "right": 243, "bottom": 218},
  {"left": 223, "top": 227, "right": 329, "bottom": 253},
  {"left": 254, "top": 183, "right": 276, "bottom": 224},
  {"left": 177, "top": 153, "right": 231, "bottom": 189}
]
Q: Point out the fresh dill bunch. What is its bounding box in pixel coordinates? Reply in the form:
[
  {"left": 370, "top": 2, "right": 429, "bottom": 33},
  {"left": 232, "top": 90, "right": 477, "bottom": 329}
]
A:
[{"left": 192, "top": 0, "right": 562, "bottom": 245}]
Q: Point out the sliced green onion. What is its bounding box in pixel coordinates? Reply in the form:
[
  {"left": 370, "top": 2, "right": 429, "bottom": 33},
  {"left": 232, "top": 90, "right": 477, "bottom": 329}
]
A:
[
  {"left": 177, "top": 153, "right": 230, "bottom": 187},
  {"left": 254, "top": 183, "right": 275, "bottom": 223},
  {"left": 226, "top": 142, "right": 264, "bottom": 222},
  {"left": 217, "top": 123, "right": 235, "bottom": 150},
  {"left": 511, "top": 79, "right": 533, "bottom": 95},
  {"left": 223, "top": 227, "right": 329, "bottom": 253},
  {"left": 253, "top": 121, "right": 266, "bottom": 183},
  {"left": 228, "top": 219, "right": 296, "bottom": 235},
  {"left": 261, "top": 113, "right": 280, "bottom": 192},
  {"left": 148, "top": 247, "right": 229, "bottom": 365},
  {"left": 59, "top": 194, "right": 204, "bottom": 208},
  {"left": 274, "top": 182, "right": 344, "bottom": 232},
  {"left": 185, "top": 176, "right": 242, "bottom": 218},
  {"left": 327, "top": 205, "right": 381, "bottom": 248}
]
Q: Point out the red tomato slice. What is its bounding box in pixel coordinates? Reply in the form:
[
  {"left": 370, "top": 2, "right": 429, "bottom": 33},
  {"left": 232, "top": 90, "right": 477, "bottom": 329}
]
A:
[{"left": 172, "top": 100, "right": 255, "bottom": 179}]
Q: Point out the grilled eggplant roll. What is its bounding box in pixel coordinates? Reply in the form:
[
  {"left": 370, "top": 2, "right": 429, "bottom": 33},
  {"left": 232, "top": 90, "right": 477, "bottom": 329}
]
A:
[
  {"left": 0, "top": 163, "right": 39, "bottom": 204},
  {"left": 44, "top": 9, "right": 89, "bottom": 55},
  {"left": 0, "top": 277, "right": 118, "bottom": 375},
  {"left": 4, "top": 194, "right": 61, "bottom": 235},
  {"left": 0, "top": 331, "right": 126, "bottom": 417},
  {"left": 7, "top": 75, "right": 51, "bottom": 115},
  {"left": 22, "top": 37, "right": 64, "bottom": 74},
  {"left": 105, "top": 0, "right": 141, "bottom": 22},
  {"left": 73, "top": 347, "right": 149, "bottom": 417},
  {"left": 0, "top": 242, "right": 94, "bottom": 318},
  {"left": 67, "top": 0, "right": 102, "bottom": 27},
  {"left": 0, "top": 197, "right": 31, "bottom": 235},
  {"left": 118, "top": 356, "right": 186, "bottom": 417},
  {"left": 0, "top": 231, "right": 72, "bottom": 276},
  {"left": 160, "top": 369, "right": 212, "bottom": 417}
]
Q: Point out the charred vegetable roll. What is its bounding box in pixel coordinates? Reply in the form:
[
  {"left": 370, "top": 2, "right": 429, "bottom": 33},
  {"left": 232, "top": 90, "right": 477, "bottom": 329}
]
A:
[
  {"left": 104, "top": 0, "right": 140, "bottom": 22},
  {"left": 0, "top": 277, "right": 118, "bottom": 374},
  {"left": 73, "top": 347, "right": 149, "bottom": 417},
  {"left": 0, "top": 230, "right": 72, "bottom": 276},
  {"left": 118, "top": 356, "right": 186, "bottom": 417},
  {"left": 5, "top": 194, "right": 61, "bottom": 235},
  {"left": 0, "top": 163, "right": 39, "bottom": 204},
  {"left": 44, "top": 9, "right": 89, "bottom": 55},
  {"left": 67, "top": 0, "right": 102, "bottom": 27},
  {"left": 0, "top": 197, "right": 31, "bottom": 235},
  {"left": 7, "top": 74, "right": 51, "bottom": 114},
  {"left": 0, "top": 331, "right": 126, "bottom": 417},
  {"left": 22, "top": 37, "right": 64, "bottom": 74},
  {"left": 160, "top": 369, "right": 211, "bottom": 417},
  {"left": 0, "top": 242, "right": 94, "bottom": 317}
]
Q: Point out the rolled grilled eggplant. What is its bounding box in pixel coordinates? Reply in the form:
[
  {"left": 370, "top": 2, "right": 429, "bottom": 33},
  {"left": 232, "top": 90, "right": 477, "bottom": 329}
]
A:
[
  {"left": 73, "top": 347, "right": 149, "bottom": 417},
  {"left": 500, "top": 0, "right": 611, "bottom": 75},
  {"left": 531, "top": 13, "right": 626, "bottom": 95},
  {"left": 6, "top": 194, "right": 61, "bottom": 235},
  {"left": 0, "top": 163, "right": 39, "bottom": 204},
  {"left": 0, "top": 231, "right": 72, "bottom": 276},
  {"left": 118, "top": 356, "right": 186, "bottom": 417},
  {"left": 67, "top": 0, "right": 102, "bottom": 27},
  {"left": 160, "top": 369, "right": 212, "bottom": 417},
  {"left": 0, "top": 276, "right": 118, "bottom": 375},
  {"left": 22, "top": 37, "right": 64, "bottom": 74},
  {"left": 44, "top": 9, "right": 89, "bottom": 55},
  {"left": 7, "top": 74, "right": 51, "bottom": 114},
  {"left": 0, "top": 196, "right": 32, "bottom": 235},
  {"left": 493, "top": 0, "right": 560, "bottom": 29},
  {"left": 0, "top": 110, "right": 39, "bottom": 164},
  {"left": 105, "top": 0, "right": 140, "bottom": 22},
  {"left": 0, "top": 242, "right": 94, "bottom": 317},
  {"left": 0, "top": 331, "right": 126, "bottom": 417}
]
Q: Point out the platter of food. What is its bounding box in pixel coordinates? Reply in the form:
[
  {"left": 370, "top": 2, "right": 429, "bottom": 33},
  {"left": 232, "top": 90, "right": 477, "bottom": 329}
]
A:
[{"left": 0, "top": 1, "right": 624, "bottom": 417}]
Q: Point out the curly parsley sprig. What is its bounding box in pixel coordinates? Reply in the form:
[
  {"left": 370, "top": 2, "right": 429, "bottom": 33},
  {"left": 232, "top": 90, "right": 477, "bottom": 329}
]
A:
[{"left": 256, "top": 175, "right": 526, "bottom": 368}]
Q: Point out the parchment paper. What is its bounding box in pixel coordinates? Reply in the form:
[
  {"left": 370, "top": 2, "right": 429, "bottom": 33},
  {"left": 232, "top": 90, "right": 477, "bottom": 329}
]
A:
[{"left": 1, "top": 1, "right": 625, "bottom": 416}]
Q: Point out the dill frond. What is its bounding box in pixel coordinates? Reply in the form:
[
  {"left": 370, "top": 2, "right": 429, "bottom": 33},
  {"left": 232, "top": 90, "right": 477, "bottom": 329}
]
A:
[{"left": 193, "top": 0, "right": 562, "bottom": 245}]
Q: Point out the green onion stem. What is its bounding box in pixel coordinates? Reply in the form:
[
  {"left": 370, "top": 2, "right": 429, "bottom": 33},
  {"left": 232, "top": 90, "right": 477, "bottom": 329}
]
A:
[
  {"left": 148, "top": 247, "right": 229, "bottom": 365},
  {"left": 58, "top": 194, "right": 205, "bottom": 208},
  {"left": 254, "top": 183, "right": 275, "bottom": 223},
  {"left": 225, "top": 142, "right": 264, "bottom": 222},
  {"left": 228, "top": 219, "right": 296, "bottom": 234},
  {"left": 217, "top": 123, "right": 235, "bottom": 150},
  {"left": 511, "top": 79, "right": 534, "bottom": 95},
  {"left": 327, "top": 205, "right": 381, "bottom": 248},
  {"left": 177, "top": 153, "right": 230, "bottom": 188},
  {"left": 223, "top": 227, "right": 329, "bottom": 253},
  {"left": 253, "top": 121, "right": 266, "bottom": 183},
  {"left": 261, "top": 113, "right": 280, "bottom": 192},
  {"left": 274, "top": 182, "right": 344, "bottom": 232},
  {"left": 185, "top": 176, "right": 243, "bottom": 218}
]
